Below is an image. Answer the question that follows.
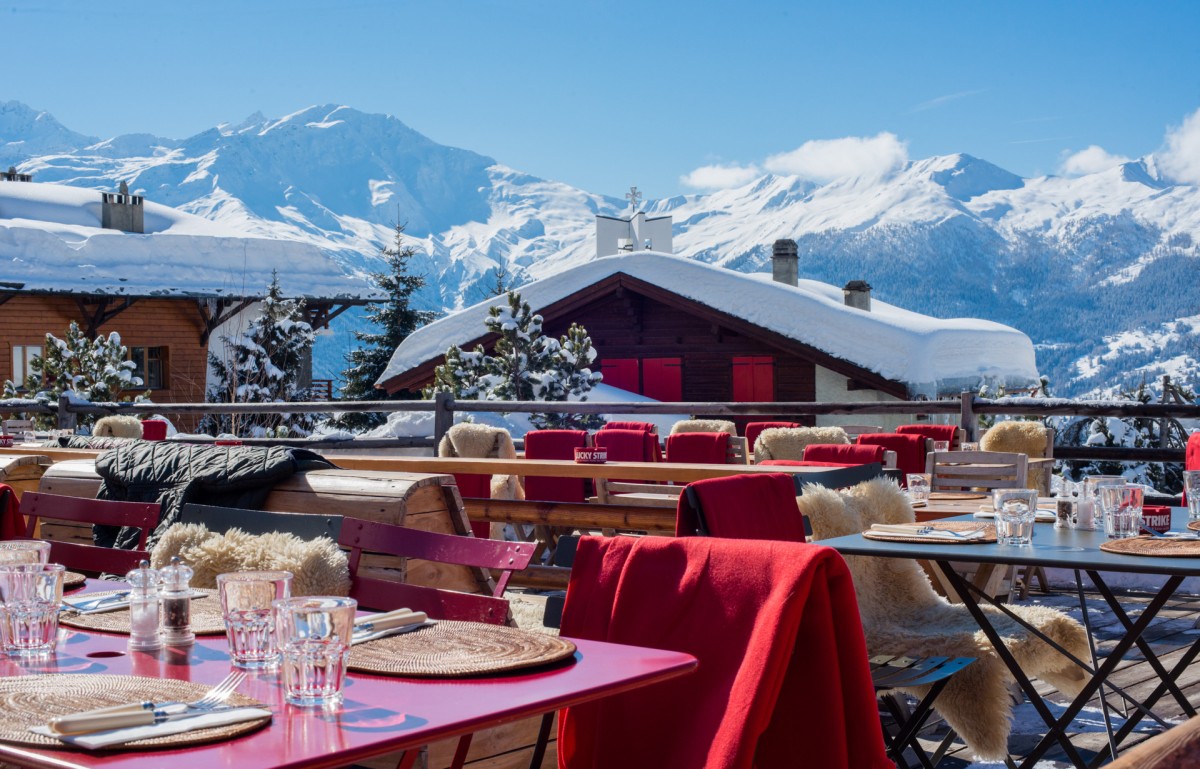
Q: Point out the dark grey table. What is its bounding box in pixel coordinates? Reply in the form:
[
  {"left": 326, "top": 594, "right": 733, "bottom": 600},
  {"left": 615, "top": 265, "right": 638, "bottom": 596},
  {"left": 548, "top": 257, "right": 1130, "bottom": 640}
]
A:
[{"left": 822, "top": 508, "right": 1200, "bottom": 768}]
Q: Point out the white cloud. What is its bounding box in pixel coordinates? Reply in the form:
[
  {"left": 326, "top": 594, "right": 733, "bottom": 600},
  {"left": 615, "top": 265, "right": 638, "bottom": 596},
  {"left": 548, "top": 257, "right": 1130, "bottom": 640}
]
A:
[
  {"left": 1157, "top": 107, "right": 1200, "bottom": 185},
  {"left": 1059, "top": 145, "right": 1132, "bottom": 176},
  {"left": 763, "top": 133, "right": 908, "bottom": 183},
  {"left": 679, "top": 163, "right": 761, "bottom": 190}
]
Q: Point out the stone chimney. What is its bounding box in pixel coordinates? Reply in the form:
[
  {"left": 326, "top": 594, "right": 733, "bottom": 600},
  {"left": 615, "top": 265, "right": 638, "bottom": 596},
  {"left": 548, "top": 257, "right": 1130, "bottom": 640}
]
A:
[
  {"left": 771, "top": 239, "right": 798, "bottom": 286},
  {"left": 101, "top": 180, "right": 144, "bottom": 233},
  {"left": 1, "top": 166, "right": 32, "bottom": 182},
  {"left": 843, "top": 280, "right": 872, "bottom": 311}
]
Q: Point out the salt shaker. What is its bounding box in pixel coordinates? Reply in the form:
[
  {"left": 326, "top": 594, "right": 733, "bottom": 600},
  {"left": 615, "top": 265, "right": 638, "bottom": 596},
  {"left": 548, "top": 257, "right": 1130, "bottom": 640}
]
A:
[
  {"left": 159, "top": 556, "right": 195, "bottom": 647},
  {"left": 125, "top": 560, "right": 162, "bottom": 652}
]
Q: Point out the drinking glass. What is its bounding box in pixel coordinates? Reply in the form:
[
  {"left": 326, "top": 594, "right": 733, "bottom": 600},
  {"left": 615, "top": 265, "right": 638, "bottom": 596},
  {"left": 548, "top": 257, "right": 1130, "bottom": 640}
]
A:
[
  {"left": 217, "top": 570, "right": 292, "bottom": 669},
  {"left": 906, "top": 474, "right": 931, "bottom": 504},
  {"left": 0, "top": 563, "right": 65, "bottom": 657},
  {"left": 961, "top": 442, "right": 980, "bottom": 452},
  {"left": 932, "top": 441, "right": 951, "bottom": 453},
  {"left": 275, "top": 596, "right": 357, "bottom": 707},
  {"left": 993, "top": 488, "right": 1038, "bottom": 545},
  {"left": 1185, "top": 471, "right": 1200, "bottom": 521},
  {"left": 0, "top": 540, "right": 51, "bottom": 566},
  {"left": 1100, "top": 486, "right": 1144, "bottom": 540}
]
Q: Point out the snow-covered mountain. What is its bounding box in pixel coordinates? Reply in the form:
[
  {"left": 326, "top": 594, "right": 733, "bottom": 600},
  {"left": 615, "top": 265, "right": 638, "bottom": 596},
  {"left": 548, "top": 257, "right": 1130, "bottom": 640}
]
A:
[{"left": 3, "top": 100, "right": 1199, "bottom": 397}]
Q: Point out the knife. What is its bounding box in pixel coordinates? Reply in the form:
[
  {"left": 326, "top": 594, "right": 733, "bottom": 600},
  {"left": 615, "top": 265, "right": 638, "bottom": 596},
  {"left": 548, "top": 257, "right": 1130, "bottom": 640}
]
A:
[{"left": 49, "top": 704, "right": 238, "bottom": 736}]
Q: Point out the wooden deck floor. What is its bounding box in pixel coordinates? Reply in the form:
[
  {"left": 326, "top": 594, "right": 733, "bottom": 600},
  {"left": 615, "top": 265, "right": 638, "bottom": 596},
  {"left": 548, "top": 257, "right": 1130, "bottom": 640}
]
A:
[{"left": 907, "top": 586, "right": 1200, "bottom": 768}]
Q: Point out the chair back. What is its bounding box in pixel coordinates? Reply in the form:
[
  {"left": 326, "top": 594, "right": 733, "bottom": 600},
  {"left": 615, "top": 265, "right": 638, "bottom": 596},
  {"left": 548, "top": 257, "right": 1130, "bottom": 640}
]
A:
[
  {"left": 669, "top": 419, "right": 737, "bottom": 436},
  {"left": 753, "top": 426, "right": 849, "bottom": 462},
  {"left": 20, "top": 492, "right": 160, "bottom": 575},
  {"left": 438, "top": 423, "right": 518, "bottom": 537},
  {"left": 897, "top": 423, "right": 962, "bottom": 450},
  {"left": 338, "top": 517, "right": 535, "bottom": 624},
  {"left": 557, "top": 535, "right": 889, "bottom": 769},
  {"left": 744, "top": 422, "right": 799, "bottom": 454},
  {"left": 838, "top": 424, "right": 884, "bottom": 439},
  {"left": 677, "top": 473, "right": 805, "bottom": 541},
  {"left": 523, "top": 429, "right": 589, "bottom": 503},
  {"left": 856, "top": 433, "right": 929, "bottom": 484},
  {"left": 802, "top": 443, "right": 886, "bottom": 466},
  {"left": 925, "top": 450, "right": 1028, "bottom": 493},
  {"left": 592, "top": 429, "right": 660, "bottom": 463},
  {"left": 665, "top": 432, "right": 741, "bottom": 465},
  {"left": 601, "top": 421, "right": 658, "bottom": 434}
]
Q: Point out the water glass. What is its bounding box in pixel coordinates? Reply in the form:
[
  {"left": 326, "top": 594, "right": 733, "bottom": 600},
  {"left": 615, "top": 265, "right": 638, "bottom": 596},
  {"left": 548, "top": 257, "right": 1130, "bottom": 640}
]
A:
[
  {"left": 906, "top": 473, "right": 931, "bottom": 504},
  {"left": 1100, "top": 486, "right": 1144, "bottom": 540},
  {"left": 1185, "top": 471, "right": 1200, "bottom": 521},
  {"left": 993, "top": 488, "right": 1038, "bottom": 545},
  {"left": 217, "top": 570, "right": 292, "bottom": 669},
  {"left": 932, "top": 441, "right": 951, "bottom": 453},
  {"left": 0, "top": 563, "right": 65, "bottom": 657},
  {"left": 961, "top": 442, "right": 980, "bottom": 452},
  {"left": 0, "top": 540, "right": 51, "bottom": 566},
  {"left": 275, "top": 596, "right": 356, "bottom": 707}
]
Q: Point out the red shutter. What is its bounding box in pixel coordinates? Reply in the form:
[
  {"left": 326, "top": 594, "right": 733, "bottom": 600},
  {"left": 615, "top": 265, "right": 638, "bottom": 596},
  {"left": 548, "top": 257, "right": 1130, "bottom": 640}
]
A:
[
  {"left": 643, "top": 358, "right": 682, "bottom": 402},
  {"left": 733, "top": 356, "right": 775, "bottom": 401},
  {"left": 600, "top": 358, "right": 640, "bottom": 394}
]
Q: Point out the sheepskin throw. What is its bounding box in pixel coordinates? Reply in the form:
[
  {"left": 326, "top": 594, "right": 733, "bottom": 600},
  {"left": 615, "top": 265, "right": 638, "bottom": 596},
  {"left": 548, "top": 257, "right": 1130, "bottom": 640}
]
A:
[
  {"left": 437, "top": 423, "right": 523, "bottom": 501},
  {"left": 93, "top": 415, "right": 144, "bottom": 439},
  {"left": 151, "top": 522, "right": 350, "bottom": 597},
  {"left": 669, "top": 419, "right": 738, "bottom": 436},
  {"left": 753, "top": 426, "right": 849, "bottom": 462},
  {"left": 981, "top": 421, "right": 1052, "bottom": 458},
  {"left": 797, "top": 478, "right": 1088, "bottom": 760}
]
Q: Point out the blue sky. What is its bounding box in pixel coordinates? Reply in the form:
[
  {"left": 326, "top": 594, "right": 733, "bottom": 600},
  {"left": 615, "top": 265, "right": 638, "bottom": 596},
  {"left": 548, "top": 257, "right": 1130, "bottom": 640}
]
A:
[{"left": 6, "top": 0, "right": 1200, "bottom": 199}]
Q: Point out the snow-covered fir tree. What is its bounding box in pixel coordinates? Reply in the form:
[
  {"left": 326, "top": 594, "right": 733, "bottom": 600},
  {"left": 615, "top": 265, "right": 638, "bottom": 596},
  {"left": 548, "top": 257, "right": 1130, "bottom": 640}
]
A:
[
  {"left": 335, "top": 222, "right": 436, "bottom": 429},
  {"left": 1, "top": 321, "right": 144, "bottom": 427},
  {"left": 199, "top": 273, "right": 320, "bottom": 437},
  {"left": 424, "top": 291, "right": 603, "bottom": 429}
]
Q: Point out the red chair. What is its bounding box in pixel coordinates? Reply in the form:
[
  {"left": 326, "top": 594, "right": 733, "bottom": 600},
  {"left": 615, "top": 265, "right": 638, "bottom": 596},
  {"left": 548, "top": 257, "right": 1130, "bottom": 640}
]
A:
[
  {"left": 592, "top": 429, "right": 660, "bottom": 463},
  {"left": 449, "top": 474, "right": 492, "bottom": 539},
  {"left": 745, "top": 421, "right": 800, "bottom": 455},
  {"left": 665, "top": 432, "right": 731, "bottom": 464},
  {"left": 897, "top": 423, "right": 960, "bottom": 449},
  {"left": 140, "top": 419, "right": 168, "bottom": 441},
  {"left": 602, "top": 421, "right": 658, "bottom": 434},
  {"left": 676, "top": 473, "right": 804, "bottom": 541},
  {"left": 523, "top": 429, "right": 589, "bottom": 502},
  {"left": 857, "top": 433, "right": 928, "bottom": 485},
  {"left": 338, "top": 517, "right": 535, "bottom": 624},
  {"left": 597, "top": 422, "right": 663, "bottom": 462},
  {"left": 20, "top": 492, "right": 160, "bottom": 575},
  {"left": 803, "top": 443, "right": 887, "bottom": 466},
  {"left": 1185, "top": 433, "right": 1200, "bottom": 505},
  {"left": 554, "top": 535, "right": 891, "bottom": 769}
]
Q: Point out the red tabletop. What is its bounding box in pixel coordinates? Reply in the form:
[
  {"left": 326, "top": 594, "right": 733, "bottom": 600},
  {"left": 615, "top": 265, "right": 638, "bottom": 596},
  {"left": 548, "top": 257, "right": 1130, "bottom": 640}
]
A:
[{"left": 0, "top": 620, "right": 696, "bottom": 769}]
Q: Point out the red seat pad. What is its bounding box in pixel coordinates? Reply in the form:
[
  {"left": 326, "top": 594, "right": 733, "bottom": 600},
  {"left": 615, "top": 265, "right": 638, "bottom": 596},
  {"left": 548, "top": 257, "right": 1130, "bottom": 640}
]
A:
[
  {"left": 675, "top": 473, "right": 804, "bottom": 541},
  {"left": 558, "top": 535, "right": 892, "bottom": 769},
  {"left": 523, "top": 430, "right": 588, "bottom": 503},
  {"left": 802, "top": 443, "right": 886, "bottom": 465},
  {"left": 666, "top": 432, "right": 730, "bottom": 464}
]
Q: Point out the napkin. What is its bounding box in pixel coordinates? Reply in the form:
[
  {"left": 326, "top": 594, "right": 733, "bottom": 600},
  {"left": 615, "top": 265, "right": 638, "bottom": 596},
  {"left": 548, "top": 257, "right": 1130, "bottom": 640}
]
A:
[
  {"left": 868, "top": 524, "right": 986, "bottom": 541},
  {"left": 61, "top": 593, "right": 132, "bottom": 615},
  {"left": 351, "top": 616, "right": 436, "bottom": 645},
  {"left": 31, "top": 707, "right": 272, "bottom": 749}
]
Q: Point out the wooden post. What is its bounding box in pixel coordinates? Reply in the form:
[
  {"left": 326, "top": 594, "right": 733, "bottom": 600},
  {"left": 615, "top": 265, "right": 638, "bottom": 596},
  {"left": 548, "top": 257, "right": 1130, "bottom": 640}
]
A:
[
  {"left": 960, "top": 391, "right": 977, "bottom": 442},
  {"left": 433, "top": 392, "right": 454, "bottom": 449},
  {"left": 56, "top": 394, "right": 77, "bottom": 431}
]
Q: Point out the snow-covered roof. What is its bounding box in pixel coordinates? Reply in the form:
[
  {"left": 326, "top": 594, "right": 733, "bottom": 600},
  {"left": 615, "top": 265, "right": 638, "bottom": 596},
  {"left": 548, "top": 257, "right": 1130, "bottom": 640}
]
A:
[
  {"left": 0, "top": 181, "right": 375, "bottom": 300},
  {"left": 378, "top": 251, "right": 1040, "bottom": 395}
]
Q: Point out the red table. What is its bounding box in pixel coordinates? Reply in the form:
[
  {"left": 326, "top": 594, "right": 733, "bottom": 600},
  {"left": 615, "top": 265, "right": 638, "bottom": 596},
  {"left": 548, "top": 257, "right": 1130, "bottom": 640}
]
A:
[{"left": 0, "top": 623, "right": 696, "bottom": 768}]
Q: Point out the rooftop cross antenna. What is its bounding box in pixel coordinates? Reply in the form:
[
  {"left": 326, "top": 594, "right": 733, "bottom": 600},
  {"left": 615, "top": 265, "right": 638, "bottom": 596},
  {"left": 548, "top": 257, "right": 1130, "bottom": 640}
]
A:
[{"left": 625, "top": 186, "right": 642, "bottom": 213}]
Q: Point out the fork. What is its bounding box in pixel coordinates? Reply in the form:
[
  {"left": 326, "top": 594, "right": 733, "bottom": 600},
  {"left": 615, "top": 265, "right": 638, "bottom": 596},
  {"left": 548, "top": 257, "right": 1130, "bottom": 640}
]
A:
[{"left": 49, "top": 671, "right": 248, "bottom": 735}]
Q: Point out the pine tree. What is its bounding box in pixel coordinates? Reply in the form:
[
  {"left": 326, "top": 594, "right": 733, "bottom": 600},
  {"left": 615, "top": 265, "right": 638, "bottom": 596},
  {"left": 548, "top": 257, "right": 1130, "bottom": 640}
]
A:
[
  {"left": 199, "top": 272, "right": 320, "bottom": 437},
  {"left": 1, "top": 321, "right": 143, "bottom": 428},
  {"left": 336, "top": 223, "right": 436, "bottom": 429}
]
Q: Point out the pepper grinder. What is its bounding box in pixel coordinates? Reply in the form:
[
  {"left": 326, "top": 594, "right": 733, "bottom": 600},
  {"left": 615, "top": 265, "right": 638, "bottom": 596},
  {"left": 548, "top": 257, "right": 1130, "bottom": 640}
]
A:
[
  {"left": 159, "top": 556, "right": 195, "bottom": 647},
  {"left": 125, "top": 560, "right": 163, "bottom": 652}
]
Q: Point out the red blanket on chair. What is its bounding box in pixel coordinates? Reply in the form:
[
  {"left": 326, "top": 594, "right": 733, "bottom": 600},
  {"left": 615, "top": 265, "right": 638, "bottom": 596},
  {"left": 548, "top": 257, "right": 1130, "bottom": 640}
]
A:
[
  {"left": 523, "top": 430, "right": 588, "bottom": 503},
  {"left": 558, "top": 536, "right": 891, "bottom": 769},
  {"left": 592, "top": 429, "right": 659, "bottom": 463},
  {"left": 675, "top": 473, "right": 802, "bottom": 540},
  {"left": 856, "top": 433, "right": 927, "bottom": 483},
  {"left": 0, "top": 483, "right": 24, "bottom": 540},
  {"left": 666, "top": 432, "right": 730, "bottom": 464},
  {"left": 802, "top": 443, "right": 885, "bottom": 465},
  {"left": 602, "top": 421, "right": 657, "bottom": 433},
  {"left": 897, "top": 423, "right": 958, "bottom": 447}
]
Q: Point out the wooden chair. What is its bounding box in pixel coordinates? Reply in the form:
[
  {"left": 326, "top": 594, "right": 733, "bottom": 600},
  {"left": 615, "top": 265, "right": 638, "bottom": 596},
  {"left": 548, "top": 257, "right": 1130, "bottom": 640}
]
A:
[
  {"left": 20, "top": 492, "right": 160, "bottom": 575},
  {"left": 840, "top": 424, "right": 885, "bottom": 439},
  {"left": 664, "top": 432, "right": 747, "bottom": 465},
  {"left": 337, "top": 517, "right": 535, "bottom": 625},
  {"left": 897, "top": 424, "right": 963, "bottom": 450},
  {"left": 925, "top": 450, "right": 1028, "bottom": 493},
  {"left": 593, "top": 480, "right": 684, "bottom": 508},
  {"left": 743, "top": 421, "right": 799, "bottom": 454}
]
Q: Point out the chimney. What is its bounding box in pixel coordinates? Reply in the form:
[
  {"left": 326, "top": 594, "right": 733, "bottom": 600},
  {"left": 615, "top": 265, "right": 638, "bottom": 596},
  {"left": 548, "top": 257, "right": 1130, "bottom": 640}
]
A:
[
  {"left": 771, "top": 239, "right": 798, "bottom": 286},
  {"left": 101, "top": 180, "right": 145, "bottom": 233},
  {"left": 1, "top": 166, "right": 32, "bottom": 182},
  {"left": 843, "top": 280, "right": 872, "bottom": 311}
]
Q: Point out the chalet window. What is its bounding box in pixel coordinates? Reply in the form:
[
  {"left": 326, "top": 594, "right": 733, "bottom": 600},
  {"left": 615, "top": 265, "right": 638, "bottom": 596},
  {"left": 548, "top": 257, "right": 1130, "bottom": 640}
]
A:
[
  {"left": 11, "top": 345, "right": 42, "bottom": 387},
  {"left": 732, "top": 356, "right": 775, "bottom": 401},
  {"left": 128, "top": 346, "right": 166, "bottom": 390},
  {"left": 599, "top": 359, "right": 640, "bottom": 394},
  {"left": 642, "top": 358, "right": 682, "bottom": 402}
]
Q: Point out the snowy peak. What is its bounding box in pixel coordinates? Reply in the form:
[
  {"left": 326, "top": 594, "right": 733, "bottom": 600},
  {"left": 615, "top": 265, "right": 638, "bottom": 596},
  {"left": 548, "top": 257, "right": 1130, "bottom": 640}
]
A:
[
  {"left": 911, "top": 153, "right": 1025, "bottom": 201},
  {"left": 0, "top": 101, "right": 97, "bottom": 161}
]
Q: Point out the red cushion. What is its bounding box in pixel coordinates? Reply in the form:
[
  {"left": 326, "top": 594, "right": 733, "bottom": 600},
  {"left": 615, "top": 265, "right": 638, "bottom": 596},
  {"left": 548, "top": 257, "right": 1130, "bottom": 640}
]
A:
[
  {"left": 593, "top": 429, "right": 661, "bottom": 463},
  {"left": 856, "top": 433, "right": 928, "bottom": 485},
  {"left": 558, "top": 536, "right": 891, "bottom": 769},
  {"left": 745, "top": 422, "right": 800, "bottom": 453},
  {"left": 897, "top": 423, "right": 958, "bottom": 448},
  {"left": 666, "top": 432, "right": 730, "bottom": 464},
  {"left": 523, "top": 430, "right": 588, "bottom": 503},
  {"left": 802, "top": 444, "right": 885, "bottom": 465},
  {"left": 676, "top": 473, "right": 803, "bottom": 541},
  {"left": 602, "top": 421, "right": 657, "bottom": 434}
]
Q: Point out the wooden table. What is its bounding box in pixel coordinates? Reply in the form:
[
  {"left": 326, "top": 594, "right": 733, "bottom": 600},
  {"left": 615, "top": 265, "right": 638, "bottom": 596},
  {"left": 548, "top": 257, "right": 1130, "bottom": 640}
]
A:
[
  {"left": 821, "top": 508, "right": 1200, "bottom": 768},
  {"left": 0, "top": 612, "right": 696, "bottom": 769}
]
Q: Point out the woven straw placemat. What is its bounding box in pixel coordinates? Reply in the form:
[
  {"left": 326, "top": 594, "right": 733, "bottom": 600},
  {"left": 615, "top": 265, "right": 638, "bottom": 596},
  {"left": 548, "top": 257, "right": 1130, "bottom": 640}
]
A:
[
  {"left": 1187, "top": 520, "right": 1200, "bottom": 532},
  {"left": 0, "top": 674, "right": 268, "bottom": 750},
  {"left": 349, "top": 620, "right": 577, "bottom": 678},
  {"left": 59, "top": 590, "right": 225, "bottom": 636},
  {"left": 929, "top": 492, "right": 989, "bottom": 501},
  {"left": 1100, "top": 537, "right": 1200, "bottom": 558},
  {"left": 862, "top": 521, "right": 997, "bottom": 545},
  {"left": 63, "top": 572, "right": 86, "bottom": 590}
]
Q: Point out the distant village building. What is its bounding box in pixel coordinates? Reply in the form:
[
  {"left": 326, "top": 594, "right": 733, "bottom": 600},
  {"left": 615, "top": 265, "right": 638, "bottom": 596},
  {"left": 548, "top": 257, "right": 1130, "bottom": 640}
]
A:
[
  {"left": 377, "top": 215, "right": 1039, "bottom": 431},
  {"left": 0, "top": 177, "right": 376, "bottom": 425}
]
